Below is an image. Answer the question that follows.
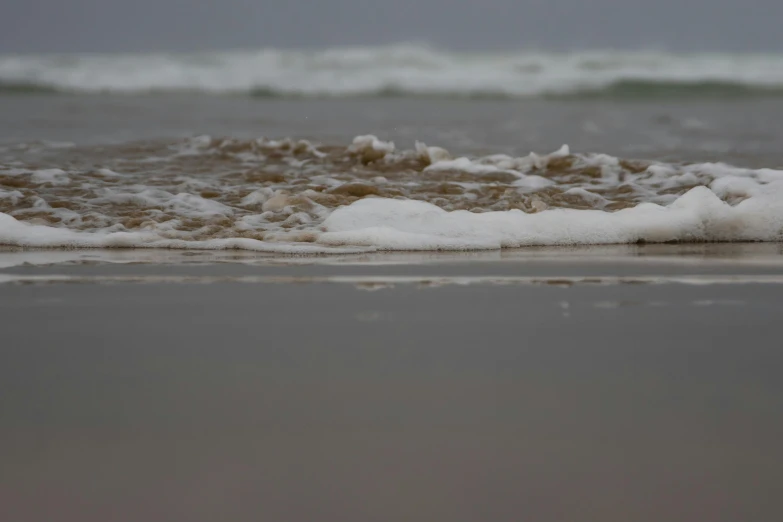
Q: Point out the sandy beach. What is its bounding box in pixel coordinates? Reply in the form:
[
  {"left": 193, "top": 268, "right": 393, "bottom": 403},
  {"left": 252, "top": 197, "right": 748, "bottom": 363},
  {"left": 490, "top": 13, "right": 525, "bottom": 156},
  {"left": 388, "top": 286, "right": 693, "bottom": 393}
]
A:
[
  {"left": 5, "top": 3, "right": 783, "bottom": 519},
  {"left": 2, "top": 247, "right": 782, "bottom": 521}
]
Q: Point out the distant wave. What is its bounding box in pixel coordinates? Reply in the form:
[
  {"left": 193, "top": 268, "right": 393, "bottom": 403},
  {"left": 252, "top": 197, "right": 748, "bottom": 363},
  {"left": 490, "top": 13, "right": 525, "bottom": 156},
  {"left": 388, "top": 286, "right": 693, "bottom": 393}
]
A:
[
  {"left": 247, "top": 81, "right": 783, "bottom": 100},
  {"left": 546, "top": 80, "right": 783, "bottom": 100},
  {"left": 3, "top": 45, "right": 783, "bottom": 99},
  {"left": 5, "top": 80, "right": 783, "bottom": 100},
  {"left": 0, "top": 80, "right": 62, "bottom": 95}
]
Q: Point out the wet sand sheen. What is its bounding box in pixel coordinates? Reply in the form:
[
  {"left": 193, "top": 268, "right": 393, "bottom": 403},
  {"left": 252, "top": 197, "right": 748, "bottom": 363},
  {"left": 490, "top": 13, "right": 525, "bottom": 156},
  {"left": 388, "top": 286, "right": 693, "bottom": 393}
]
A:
[{"left": 2, "top": 255, "right": 783, "bottom": 521}]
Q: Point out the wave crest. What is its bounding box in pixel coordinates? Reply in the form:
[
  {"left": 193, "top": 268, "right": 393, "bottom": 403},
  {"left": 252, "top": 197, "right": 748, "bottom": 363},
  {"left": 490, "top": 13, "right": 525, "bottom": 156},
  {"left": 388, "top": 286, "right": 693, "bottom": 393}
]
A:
[{"left": 3, "top": 45, "right": 783, "bottom": 99}]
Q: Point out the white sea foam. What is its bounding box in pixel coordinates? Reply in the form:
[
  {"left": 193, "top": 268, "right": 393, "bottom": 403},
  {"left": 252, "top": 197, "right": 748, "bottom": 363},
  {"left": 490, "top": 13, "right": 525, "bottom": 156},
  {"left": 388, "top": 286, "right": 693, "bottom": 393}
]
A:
[
  {"left": 2, "top": 134, "right": 783, "bottom": 253},
  {"left": 0, "top": 212, "right": 363, "bottom": 254},
  {"left": 318, "top": 186, "right": 783, "bottom": 250},
  {"left": 30, "top": 169, "right": 70, "bottom": 185},
  {"left": 2, "top": 45, "right": 783, "bottom": 97}
]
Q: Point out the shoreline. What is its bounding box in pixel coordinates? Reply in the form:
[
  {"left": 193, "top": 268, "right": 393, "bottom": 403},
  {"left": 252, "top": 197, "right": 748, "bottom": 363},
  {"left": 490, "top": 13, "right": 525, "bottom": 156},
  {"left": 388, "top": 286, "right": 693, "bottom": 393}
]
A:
[{"left": 1, "top": 242, "right": 783, "bottom": 268}]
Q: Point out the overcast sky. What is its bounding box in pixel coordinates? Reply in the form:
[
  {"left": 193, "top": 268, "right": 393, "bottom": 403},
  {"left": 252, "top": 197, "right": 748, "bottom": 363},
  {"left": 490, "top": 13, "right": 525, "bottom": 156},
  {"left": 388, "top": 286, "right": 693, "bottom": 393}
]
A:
[{"left": 1, "top": 0, "right": 782, "bottom": 54}]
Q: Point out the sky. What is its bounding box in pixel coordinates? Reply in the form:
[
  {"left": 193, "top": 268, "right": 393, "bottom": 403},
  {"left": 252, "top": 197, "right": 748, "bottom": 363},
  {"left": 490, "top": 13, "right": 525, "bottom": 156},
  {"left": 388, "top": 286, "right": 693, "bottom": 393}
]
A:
[{"left": 1, "top": 0, "right": 782, "bottom": 54}]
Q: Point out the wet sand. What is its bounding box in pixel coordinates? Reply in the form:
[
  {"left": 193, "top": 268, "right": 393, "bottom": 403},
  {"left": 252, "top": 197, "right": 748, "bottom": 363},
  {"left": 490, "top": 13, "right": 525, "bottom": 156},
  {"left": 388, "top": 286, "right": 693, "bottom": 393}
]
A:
[{"left": 1, "top": 249, "right": 783, "bottom": 521}]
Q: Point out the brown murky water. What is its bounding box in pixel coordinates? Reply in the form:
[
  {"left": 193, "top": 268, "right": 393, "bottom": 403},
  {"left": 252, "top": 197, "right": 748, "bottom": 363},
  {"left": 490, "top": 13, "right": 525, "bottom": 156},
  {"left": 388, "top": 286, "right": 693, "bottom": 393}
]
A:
[{"left": 2, "top": 126, "right": 781, "bottom": 247}]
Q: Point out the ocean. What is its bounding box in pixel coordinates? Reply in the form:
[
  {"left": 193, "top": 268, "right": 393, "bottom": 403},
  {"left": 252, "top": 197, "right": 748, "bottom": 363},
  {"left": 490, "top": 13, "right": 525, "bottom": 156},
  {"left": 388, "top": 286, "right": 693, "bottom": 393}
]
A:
[{"left": 2, "top": 45, "right": 783, "bottom": 253}]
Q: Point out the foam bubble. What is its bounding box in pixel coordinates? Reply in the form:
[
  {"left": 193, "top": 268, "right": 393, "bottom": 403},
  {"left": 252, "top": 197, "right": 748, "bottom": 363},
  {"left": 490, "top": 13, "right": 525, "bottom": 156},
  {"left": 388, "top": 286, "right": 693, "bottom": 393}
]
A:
[{"left": 348, "top": 135, "right": 396, "bottom": 163}]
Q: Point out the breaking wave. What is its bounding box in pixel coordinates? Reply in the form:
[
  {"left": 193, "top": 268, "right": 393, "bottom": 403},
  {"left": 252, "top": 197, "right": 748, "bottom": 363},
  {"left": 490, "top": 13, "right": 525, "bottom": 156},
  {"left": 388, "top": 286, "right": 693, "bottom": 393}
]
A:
[{"left": 3, "top": 45, "right": 783, "bottom": 99}]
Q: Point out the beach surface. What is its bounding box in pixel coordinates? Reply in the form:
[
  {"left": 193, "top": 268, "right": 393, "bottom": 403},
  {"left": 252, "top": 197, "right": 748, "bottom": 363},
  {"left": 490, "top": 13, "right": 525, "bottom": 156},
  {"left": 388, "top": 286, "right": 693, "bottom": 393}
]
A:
[
  {"left": 4, "top": 50, "right": 783, "bottom": 519},
  {"left": 2, "top": 247, "right": 783, "bottom": 522}
]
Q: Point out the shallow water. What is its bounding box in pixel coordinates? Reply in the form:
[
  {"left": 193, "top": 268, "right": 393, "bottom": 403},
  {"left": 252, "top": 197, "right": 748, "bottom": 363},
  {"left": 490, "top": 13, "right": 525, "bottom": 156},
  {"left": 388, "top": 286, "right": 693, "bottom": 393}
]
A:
[{"left": 2, "top": 94, "right": 783, "bottom": 253}]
